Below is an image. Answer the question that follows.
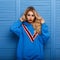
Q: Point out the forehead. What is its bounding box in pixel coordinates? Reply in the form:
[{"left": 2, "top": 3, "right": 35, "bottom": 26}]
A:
[{"left": 27, "top": 11, "right": 34, "bottom": 14}]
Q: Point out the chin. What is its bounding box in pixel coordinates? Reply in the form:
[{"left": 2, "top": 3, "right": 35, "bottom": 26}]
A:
[{"left": 28, "top": 21, "right": 33, "bottom": 23}]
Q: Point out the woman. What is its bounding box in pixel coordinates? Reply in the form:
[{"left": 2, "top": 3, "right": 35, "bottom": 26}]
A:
[{"left": 10, "top": 6, "right": 50, "bottom": 60}]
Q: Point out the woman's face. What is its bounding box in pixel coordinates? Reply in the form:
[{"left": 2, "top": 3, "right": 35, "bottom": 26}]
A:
[{"left": 26, "top": 11, "right": 35, "bottom": 23}]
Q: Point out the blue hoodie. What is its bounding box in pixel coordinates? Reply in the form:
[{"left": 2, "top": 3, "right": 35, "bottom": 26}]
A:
[{"left": 10, "top": 20, "right": 50, "bottom": 60}]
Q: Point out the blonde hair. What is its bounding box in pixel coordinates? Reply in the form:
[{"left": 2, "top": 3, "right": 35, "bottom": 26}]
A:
[{"left": 20, "top": 6, "right": 44, "bottom": 34}]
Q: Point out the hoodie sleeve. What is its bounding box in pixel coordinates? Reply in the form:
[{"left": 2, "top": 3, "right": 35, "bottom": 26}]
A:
[
  {"left": 10, "top": 20, "right": 22, "bottom": 37},
  {"left": 39, "top": 23, "right": 50, "bottom": 45}
]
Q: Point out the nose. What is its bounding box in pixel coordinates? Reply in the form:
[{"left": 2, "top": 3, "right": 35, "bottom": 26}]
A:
[
  {"left": 29, "top": 17, "right": 31, "bottom": 20},
  {"left": 29, "top": 16, "right": 32, "bottom": 19},
  {"left": 30, "top": 15, "right": 33, "bottom": 18}
]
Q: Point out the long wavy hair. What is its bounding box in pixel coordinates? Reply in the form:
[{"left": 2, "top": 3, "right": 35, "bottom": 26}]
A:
[{"left": 20, "top": 6, "right": 44, "bottom": 34}]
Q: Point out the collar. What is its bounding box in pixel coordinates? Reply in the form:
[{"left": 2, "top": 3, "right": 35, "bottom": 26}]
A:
[{"left": 22, "top": 21, "right": 32, "bottom": 26}]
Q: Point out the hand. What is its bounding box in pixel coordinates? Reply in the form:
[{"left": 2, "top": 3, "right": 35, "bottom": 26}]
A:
[
  {"left": 20, "top": 15, "right": 26, "bottom": 22},
  {"left": 20, "top": 18, "right": 24, "bottom": 22},
  {"left": 41, "top": 18, "right": 45, "bottom": 24}
]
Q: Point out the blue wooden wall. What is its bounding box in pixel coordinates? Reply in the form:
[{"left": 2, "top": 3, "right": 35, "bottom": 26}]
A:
[{"left": 0, "top": 0, "right": 60, "bottom": 60}]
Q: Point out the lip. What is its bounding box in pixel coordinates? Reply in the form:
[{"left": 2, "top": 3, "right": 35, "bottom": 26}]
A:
[
  {"left": 28, "top": 19, "right": 32, "bottom": 21},
  {"left": 29, "top": 19, "right": 32, "bottom": 21},
  {"left": 29, "top": 20, "right": 32, "bottom": 21}
]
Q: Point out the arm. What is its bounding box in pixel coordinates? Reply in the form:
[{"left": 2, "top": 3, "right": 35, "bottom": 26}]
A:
[
  {"left": 10, "top": 20, "right": 22, "bottom": 37},
  {"left": 40, "top": 23, "right": 50, "bottom": 45}
]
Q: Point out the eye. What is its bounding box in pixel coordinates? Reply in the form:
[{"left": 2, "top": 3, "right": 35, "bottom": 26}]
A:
[
  {"left": 32, "top": 15, "right": 34, "bottom": 17},
  {"left": 27, "top": 14, "right": 30, "bottom": 16}
]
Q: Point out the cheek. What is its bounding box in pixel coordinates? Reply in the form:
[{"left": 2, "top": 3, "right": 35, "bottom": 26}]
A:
[
  {"left": 27, "top": 16, "right": 30, "bottom": 19},
  {"left": 32, "top": 17, "right": 35, "bottom": 20}
]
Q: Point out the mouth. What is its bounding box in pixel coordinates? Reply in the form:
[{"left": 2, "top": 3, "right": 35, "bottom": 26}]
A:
[
  {"left": 28, "top": 20, "right": 33, "bottom": 23},
  {"left": 29, "top": 20, "right": 32, "bottom": 21},
  {"left": 29, "top": 19, "right": 32, "bottom": 21}
]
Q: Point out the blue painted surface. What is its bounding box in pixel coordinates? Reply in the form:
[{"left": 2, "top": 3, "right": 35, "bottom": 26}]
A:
[{"left": 0, "top": 0, "right": 60, "bottom": 60}]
